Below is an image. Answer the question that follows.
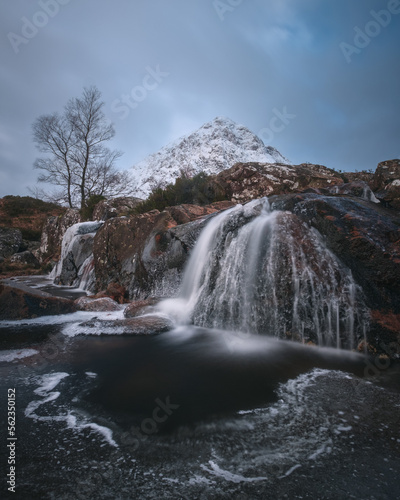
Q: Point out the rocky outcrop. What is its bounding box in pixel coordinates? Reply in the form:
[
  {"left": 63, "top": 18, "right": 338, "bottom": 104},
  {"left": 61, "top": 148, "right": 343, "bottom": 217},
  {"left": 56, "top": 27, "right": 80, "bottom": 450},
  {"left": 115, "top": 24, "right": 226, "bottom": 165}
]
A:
[
  {"left": 0, "top": 227, "right": 22, "bottom": 259},
  {"left": 36, "top": 208, "right": 81, "bottom": 263},
  {"left": 344, "top": 171, "right": 374, "bottom": 184},
  {"left": 93, "top": 203, "right": 235, "bottom": 299},
  {"left": 327, "top": 181, "right": 379, "bottom": 203},
  {"left": 270, "top": 192, "right": 400, "bottom": 355},
  {"left": 74, "top": 315, "right": 173, "bottom": 335},
  {"left": 0, "top": 280, "right": 75, "bottom": 320},
  {"left": 370, "top": 159, "right": 400, "bottom": 209},
  {"left": 74, "top": 296, "right": 121, "bottom": 312},
  {"left": 93, "top": 282, "right": 128, "bottom": 304},
  {"left": 124, "top": 298, "right": 159, "bottom": 318},
  {"left": 92, "top": 197, "right": 143, "bottom": 221},
  {"left": 210, "top": 162, "right": 344, "bottom": 203},
  {"left": 51, "top": 221, "right": 103, "bottom": 289},
  {"left": 10, "top": 251, "right": 40, "bottom": 267}
]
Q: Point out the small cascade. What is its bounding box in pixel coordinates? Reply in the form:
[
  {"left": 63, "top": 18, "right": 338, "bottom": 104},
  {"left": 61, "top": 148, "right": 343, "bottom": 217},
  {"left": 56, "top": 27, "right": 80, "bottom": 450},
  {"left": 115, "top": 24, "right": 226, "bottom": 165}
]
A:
[
  {"left": 50, "top": 221, "right": 103, "bottom": 290},
  {"left": 77, "top": 255, "right": 95, "bottom": 291},
  {"left": 160, "top": 199, "right": 368, "bottom": 349}
]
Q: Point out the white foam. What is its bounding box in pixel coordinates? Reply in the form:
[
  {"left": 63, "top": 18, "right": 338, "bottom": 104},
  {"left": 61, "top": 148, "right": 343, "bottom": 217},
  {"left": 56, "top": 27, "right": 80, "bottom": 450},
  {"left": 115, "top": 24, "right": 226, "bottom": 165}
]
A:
[
  {"left": 0, "top": 311, "right": 107, "bottom": 328},
  {"left": 25, "top": 372, "right": 69, "bottom": 420},
  {"left": 78, "top": 422, "right": 117, "bottom": 448},
  {"left": 0, "top": 348, "right": 38, "bottom": 363},
  {"left": 279, "top": 464, "right": 301, "bottom": 478},
  {"left": 25, "top": 372, "right": 117, "bottom": 447},
  {"left": 200, "top": 460, "right": 268, "bottom": 483}
]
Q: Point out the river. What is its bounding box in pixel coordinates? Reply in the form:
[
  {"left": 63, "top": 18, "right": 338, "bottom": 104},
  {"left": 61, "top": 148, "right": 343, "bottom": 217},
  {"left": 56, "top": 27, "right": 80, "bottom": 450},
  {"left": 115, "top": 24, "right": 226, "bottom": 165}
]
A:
[{"left": 0, "top": 303, "right": 399, "bottom": 499}]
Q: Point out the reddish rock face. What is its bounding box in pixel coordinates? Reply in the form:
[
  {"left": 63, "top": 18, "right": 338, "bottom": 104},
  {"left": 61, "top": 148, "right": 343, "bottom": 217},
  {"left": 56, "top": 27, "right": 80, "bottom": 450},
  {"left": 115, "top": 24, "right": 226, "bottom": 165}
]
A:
[
  {"left": 75, "top": 315, "right": 173, "bottom": 335},
  {"left": 74, "top": 296, "right": 121, "bottom": 312},
  {"left": 0, "top": 281, "right": 75, "bottom": 320},
  {"left": 211, "top": 162, "right": 344, "bottom": 203},
  {"left": 272, "top": 192, "right": 400, "bottom": 355},
  {"left": 124, "top": 298, "right": 159, "bottom": 318},
  {"left": 37, "top": 209, "right": 81, "bottom": 264},
  {"left": 93, "top": 203, "right": 235, "bottom": 299},
  {"left": 371, "top": 159, "right": 400, "bottom": 209},
  {"left": 92, "top": 197, "right": 143, "bottom": 221},
  {"left": 93, "top": 282, "right": 128, "bottom": 304}
]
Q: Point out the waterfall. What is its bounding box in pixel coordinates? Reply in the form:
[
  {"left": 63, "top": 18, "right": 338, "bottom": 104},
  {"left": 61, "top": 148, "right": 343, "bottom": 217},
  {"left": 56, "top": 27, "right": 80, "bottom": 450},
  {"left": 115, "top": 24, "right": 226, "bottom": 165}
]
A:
[
  {"left": 49, "top": 221, "right": 103, "bottom": 290},
  {"left": 159, "top": 199, "right": 368, "bottom": 349}
]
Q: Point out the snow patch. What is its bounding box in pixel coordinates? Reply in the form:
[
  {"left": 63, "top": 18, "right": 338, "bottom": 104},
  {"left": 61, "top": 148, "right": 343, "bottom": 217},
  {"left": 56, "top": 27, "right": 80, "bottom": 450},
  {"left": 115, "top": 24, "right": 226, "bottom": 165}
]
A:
[{"left": 131, "top": 116, "right": 290, "bottom": 198}]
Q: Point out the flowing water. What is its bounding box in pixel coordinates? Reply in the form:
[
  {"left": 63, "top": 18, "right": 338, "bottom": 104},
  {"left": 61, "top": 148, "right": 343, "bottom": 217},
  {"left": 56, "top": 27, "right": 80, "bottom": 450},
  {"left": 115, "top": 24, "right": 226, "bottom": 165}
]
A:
[
  {"left": 49, "top": 221, "right": 102, "bottom": 290},
  {"left": 160, "top": 200, "right": 368, "bottom": 349},
  {"left": 0, "top": 201, "right": 398, "bottom": 499},
  {"left": 0, "top": 320, "right": 399, "bottom": 499}
]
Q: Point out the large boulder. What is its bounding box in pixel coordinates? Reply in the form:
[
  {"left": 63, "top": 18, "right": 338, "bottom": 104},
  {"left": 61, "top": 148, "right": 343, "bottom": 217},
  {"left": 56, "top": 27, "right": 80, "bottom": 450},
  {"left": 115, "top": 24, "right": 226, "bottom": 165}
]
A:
[
  {"left": 74, "top": 296, "right": 121, "bottom": 312},
  {"left": 210, "top": 162, "right": 344, "bottom": 203},
  {"left": 0, "top": 227, "right": 22, "bottom": 259},
  {"left": 124, "top": 298, "right": 159, "bottom": 318},
  {"left": 52, "top": 221, "right": 103, "bottom": 288},
  {"left": 10, "top": 251, "right": 40, "bottom": 267},
  {"left": 73, "top": 315, "right": 173, "bottom": 335},
  {"left": 92, "top": 197, "right": 143, "bottom": 221},
  {"left": 270, "top": 192, "right": 400, "bottom": 355},
  {"left": 370, "top": 159, "right": 400, "bottom": 209},
  {"left": 0, "top": 280, "right": 75, "bottom": 320}
]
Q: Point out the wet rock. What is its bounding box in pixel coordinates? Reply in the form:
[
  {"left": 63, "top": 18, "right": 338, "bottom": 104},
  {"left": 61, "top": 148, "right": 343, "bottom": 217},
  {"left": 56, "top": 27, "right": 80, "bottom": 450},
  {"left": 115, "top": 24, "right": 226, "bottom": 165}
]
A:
[
  {"left": 371, "top": 159, "right": 400, "bottom": 209},
  {"left": 93, "top": 204, "right": 231, "bottom": 299},
  {"left": 92, "top": 197, "right": 143, "bottom": 221},
  {"left": 0, "top": 227, "right": 22, "bottom": 258},
  {"left": 369, "top": 310, "right": 400, "bottom": 358},
  {"left": 124, "top": 298, "right": 160, "bottom": 318},
  {"left": 0, "top": 280, "right": 75, "bottom": 320},
  {"left": 211, "top": 162, "right": 344, "bottom": 203},
  {"left": 271, "top": 192, "right": 400, "bottom": 353},
  {"left": 52, "top": 221, "right": 103, "bottom": 288},
  {"left": 93, "top": 282, "right": 128, "bottom": 304},
  {"left": 77, "top": 315, "right": 172, "bottom": 335},
  {"left": 328, "top": 181, "right": 379, "bottom": 203},
  {"left": 115, "top": 315, "right": 173, "bottom": 334},
  {"left": 74, "top": 296, "right": 121, "bottom": 312},
  {"left": 166, "top": 203, "right": 232, "bottom": 225},
  {"left": 10, "top": 251, "right": 40, "bottom": 267}
]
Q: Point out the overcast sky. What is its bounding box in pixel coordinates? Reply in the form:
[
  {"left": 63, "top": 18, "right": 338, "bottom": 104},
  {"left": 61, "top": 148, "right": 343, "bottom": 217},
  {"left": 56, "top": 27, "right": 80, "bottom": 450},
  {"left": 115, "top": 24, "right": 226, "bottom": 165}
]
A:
[{"left": 0, "top": 0, "right": 399, "bottom": 198}]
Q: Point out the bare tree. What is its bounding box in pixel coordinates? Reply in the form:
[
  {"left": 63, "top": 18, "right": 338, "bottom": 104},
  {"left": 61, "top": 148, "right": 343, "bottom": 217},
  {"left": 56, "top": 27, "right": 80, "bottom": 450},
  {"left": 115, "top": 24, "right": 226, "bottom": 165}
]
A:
[
  {"left": 32, "top": 113, "right": 76, "bottom": 207},
  {"left": 32, "top": 86, "right": 130, "bottom": 209}
]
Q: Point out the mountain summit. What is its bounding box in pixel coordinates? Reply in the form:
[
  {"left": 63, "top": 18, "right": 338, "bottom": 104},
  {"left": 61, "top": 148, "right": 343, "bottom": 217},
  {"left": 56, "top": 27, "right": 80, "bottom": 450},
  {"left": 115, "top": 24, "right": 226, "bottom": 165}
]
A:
[{"left": 131, "top": 117, "right": 290, "bottom": 198}]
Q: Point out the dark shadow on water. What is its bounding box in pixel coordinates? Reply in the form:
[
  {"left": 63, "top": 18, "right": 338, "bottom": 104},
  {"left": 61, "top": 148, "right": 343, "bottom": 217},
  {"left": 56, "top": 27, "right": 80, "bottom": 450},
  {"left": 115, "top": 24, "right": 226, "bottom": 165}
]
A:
[{"left": 72, "top": 326, "right": 368, "bottom": 431}]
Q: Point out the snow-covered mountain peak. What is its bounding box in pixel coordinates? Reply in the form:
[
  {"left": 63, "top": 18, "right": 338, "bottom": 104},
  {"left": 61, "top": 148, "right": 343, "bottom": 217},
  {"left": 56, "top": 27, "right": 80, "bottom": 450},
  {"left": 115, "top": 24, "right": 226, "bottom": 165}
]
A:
[{"left": 131, "top": 116, "right": 290, "bottom": 198}]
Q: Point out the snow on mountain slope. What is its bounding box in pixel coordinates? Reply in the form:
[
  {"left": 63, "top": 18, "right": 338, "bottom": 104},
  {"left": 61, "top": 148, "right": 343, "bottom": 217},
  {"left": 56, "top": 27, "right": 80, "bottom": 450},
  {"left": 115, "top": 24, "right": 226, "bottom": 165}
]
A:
[{"left": 131, "top": 117, "right": 290, "bottom": 198}]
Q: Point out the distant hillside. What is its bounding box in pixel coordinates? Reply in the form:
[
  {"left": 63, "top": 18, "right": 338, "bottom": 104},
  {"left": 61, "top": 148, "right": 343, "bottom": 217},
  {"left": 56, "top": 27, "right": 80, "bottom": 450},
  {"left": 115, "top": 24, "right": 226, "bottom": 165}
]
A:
[{"left": 0, "top": 196, "right": 66, "bottom": 241}]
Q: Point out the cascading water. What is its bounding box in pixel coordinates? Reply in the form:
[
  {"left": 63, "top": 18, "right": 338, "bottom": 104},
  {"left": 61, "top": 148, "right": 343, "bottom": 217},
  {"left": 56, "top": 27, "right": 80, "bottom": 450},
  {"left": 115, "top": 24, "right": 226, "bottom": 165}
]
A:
[
  {"left": 160, "top": 199, "right": 368, "bottom": 349},
  {"left": 49, "top": 221, "right": 103, "bottom": 290}
]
